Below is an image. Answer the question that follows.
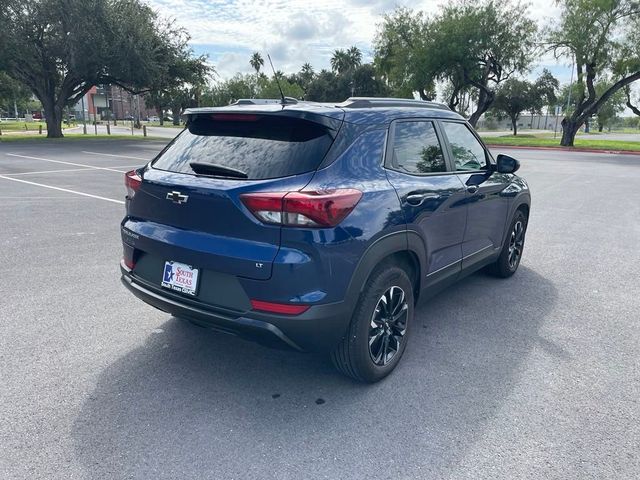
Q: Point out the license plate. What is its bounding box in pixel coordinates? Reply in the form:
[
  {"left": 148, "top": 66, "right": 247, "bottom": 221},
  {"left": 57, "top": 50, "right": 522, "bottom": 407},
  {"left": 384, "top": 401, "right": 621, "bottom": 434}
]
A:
[{"left": 161, "top": 261, "right": 199, "bottom": 296}]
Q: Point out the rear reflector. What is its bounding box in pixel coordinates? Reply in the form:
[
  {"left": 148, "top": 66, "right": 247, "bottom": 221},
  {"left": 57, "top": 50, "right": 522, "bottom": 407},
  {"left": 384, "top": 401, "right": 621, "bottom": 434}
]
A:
[
  {"left": 240, "top": 189, "right": 362, "bottom": 227},
  {"left": 122, "top": 257, "right": 136, "bottom": 270},
  {"left": 251, "top": 300, "right": 310, "bottom": 315},
  {"left": 125, "top": 170, "right": 142, "bottom": 198}
]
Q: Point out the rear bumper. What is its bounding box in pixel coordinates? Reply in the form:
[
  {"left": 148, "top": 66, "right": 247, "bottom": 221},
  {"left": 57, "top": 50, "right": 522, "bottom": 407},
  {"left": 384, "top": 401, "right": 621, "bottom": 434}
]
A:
[{"left": 121, "top": 266, "right": 351, "bottom": 352}]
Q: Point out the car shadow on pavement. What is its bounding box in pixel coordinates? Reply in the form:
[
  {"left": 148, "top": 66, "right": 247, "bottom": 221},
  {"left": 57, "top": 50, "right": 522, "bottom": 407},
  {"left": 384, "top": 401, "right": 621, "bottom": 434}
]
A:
[{"left": 73, "top": 265, "right": 558, "bottom": 479}]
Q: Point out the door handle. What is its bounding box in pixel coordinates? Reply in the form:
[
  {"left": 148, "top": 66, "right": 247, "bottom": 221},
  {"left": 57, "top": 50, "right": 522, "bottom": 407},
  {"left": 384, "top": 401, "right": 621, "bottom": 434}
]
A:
[
  {"left": 466, "top": 185, "right": 479, "bottom": 194},
  {"left": 406, "top": 192, "right": 440, "bottom": 206}
]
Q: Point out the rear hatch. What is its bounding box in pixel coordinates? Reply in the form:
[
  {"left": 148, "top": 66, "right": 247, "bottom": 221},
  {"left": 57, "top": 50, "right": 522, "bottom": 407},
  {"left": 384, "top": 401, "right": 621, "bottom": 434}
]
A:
[{"left": 123, "top": 109, "right": 342, "bottom": 283}]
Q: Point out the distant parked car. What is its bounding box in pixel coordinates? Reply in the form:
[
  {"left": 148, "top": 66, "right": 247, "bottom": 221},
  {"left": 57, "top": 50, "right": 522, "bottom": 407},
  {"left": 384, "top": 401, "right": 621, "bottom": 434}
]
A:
[
  {"left": 120, "top": 97, "right": 530, "bottom": 382},
  {"left": 148, "top": 115, "right": 159, "bottom": 122}
]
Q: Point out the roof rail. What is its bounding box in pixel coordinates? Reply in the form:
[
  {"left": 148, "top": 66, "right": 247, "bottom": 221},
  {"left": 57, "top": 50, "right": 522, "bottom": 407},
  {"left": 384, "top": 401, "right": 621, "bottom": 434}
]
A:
[
  {"left": 337, "top": 97, "right": 450, "bottom": 111},
  {"left": 233, "top": 97, "right": 298, "bottom": 105}
]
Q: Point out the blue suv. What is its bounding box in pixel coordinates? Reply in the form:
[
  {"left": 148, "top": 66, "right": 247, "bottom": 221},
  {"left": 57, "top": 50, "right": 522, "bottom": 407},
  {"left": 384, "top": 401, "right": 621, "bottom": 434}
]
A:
[{"left": 121, "top": 97, "right": 530, "bottom": 382}]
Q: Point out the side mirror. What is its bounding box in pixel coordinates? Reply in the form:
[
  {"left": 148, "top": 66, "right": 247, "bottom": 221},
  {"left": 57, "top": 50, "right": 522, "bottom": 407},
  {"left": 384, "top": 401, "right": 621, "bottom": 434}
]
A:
[{"left": 496, "top": 154, "right": 520, "bottom": 174}]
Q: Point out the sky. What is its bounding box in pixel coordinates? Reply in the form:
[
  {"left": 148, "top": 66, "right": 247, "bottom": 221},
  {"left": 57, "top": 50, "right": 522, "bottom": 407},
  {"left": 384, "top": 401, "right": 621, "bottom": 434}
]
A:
[{"left": 147, "top": 0, "right": 574, "bottom": 86}]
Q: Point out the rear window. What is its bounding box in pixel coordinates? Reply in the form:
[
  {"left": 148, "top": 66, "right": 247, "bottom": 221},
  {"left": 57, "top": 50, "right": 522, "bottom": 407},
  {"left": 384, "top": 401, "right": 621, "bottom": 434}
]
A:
[{"left": 152, "top": 114, "right": 334, "bottom": 180}]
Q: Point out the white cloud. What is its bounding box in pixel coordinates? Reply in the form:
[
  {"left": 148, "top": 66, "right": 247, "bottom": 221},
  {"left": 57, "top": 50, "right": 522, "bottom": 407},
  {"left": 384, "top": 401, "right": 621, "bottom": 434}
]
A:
[{"left": 146, "top": 0, "right": 569, "bottom": 82}]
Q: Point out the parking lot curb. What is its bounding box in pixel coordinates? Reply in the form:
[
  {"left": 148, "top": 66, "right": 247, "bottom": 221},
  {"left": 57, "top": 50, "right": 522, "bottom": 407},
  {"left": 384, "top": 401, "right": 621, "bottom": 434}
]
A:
[{"left": 485, "top": 144, "right": 640, "bottom": 156}]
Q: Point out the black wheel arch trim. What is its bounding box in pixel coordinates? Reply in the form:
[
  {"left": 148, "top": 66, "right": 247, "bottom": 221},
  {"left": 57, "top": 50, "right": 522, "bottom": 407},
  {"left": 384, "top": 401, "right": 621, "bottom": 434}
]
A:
[
  {"left": 501, "top": 193, "right": 531, "bottom": 250},
  {"left": 344, "top": 229, "right": 427, "bottom": 312}
]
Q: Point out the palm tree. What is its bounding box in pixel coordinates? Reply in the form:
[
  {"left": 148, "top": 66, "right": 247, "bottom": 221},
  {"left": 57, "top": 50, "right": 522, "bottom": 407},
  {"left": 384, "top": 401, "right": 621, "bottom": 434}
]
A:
[
  {"left": 346, "top": 46, "right": 362, "bottom": 69},
  {"left": 331, "top": 47, "right": 362, "bottom": 75},
  {"left": 330, "top": 49, "right": 350, "bottom": 75},
  {"left": 299, "top": 62, "right": 315, "bottom": 88},
  {"left": 301, "top": 62, "right": 314, "bottom": 77},
  {"left": 249, "top": 52, "right": 264, "bottom": 74}
]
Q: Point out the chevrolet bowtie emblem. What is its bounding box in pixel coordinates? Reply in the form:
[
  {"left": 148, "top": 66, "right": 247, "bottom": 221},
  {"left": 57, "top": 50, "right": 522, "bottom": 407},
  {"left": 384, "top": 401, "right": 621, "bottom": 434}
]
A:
[{"left": 166, "top": 191, "right": 189, "bottom": 204}]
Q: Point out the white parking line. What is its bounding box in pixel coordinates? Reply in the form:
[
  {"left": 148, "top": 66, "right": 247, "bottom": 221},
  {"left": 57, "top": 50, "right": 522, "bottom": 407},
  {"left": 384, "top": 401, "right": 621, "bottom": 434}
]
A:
[
  {"left": 2, "top": 165, "right": 139, "bottom": 176},
  {"left": 5, "top": 153, "right": 128, "bottom": 173},
  {"left": 0, "top": 174, "right": 125, "bottom": 204},
  {"left": 82, "top": 151, "right": 150, "bottom": 161}
]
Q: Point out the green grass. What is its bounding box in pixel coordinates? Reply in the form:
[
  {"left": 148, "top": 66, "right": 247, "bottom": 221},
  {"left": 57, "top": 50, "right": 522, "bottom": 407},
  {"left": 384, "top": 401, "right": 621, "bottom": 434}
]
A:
[
  {"left": 481, "top": 135, "right": 640, "bottom": 152},
  {"left": 0, "top": 133, "right": 167, "bottom": 143},
  {"left": 0, "top": 121, "right": 46, "bottom": 132},
  {"left": 0, "top": 121, "right": 79, "bottom": 132},
  {"left": 144, "top": 121, "right": 184, "bottom": 128}
]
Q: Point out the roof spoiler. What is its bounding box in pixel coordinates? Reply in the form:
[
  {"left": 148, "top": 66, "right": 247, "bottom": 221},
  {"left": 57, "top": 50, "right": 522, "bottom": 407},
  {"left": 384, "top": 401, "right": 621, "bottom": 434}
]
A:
[{"left": 233, "top": 98, "right": 298, "bottom": 105}]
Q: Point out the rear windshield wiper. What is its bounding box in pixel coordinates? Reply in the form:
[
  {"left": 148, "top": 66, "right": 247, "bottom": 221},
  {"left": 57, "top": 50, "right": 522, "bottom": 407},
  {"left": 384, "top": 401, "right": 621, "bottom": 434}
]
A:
[{"left": 189, "top": 162, "right": 248, "bottom": 179}]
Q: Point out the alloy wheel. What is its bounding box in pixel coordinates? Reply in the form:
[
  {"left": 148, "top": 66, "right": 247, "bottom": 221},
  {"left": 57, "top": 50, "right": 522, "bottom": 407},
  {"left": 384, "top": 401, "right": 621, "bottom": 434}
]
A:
[
  {"left": 368, "top": 286, "right": 409, "bottom": 366},
  {"left": 508, "top": 220, "right": 525, "bottom": 269}
]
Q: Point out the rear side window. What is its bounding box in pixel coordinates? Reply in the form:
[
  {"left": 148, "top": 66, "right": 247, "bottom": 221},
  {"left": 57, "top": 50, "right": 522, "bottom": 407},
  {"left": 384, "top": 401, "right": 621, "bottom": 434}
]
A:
[
  {"left": 389, "top": 121, "right": 446, "bottom": 174},
  {"left": 152, "top": 114, "right": 334, "bottom": 180}
]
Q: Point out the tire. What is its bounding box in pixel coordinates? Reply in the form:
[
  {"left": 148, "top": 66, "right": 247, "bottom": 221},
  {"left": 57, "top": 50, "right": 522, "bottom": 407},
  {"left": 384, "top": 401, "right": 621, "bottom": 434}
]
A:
[
  {"left": 331, "top": 262, "right": 414, "bottom": 383},
  {"left": 488, "top": 210, "right": 528, "bottom": 278}
]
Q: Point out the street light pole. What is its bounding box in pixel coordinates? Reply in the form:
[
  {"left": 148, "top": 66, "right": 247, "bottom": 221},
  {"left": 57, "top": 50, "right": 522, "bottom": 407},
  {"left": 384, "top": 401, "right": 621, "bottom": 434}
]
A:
[
  {"left": 81, "top": 95, "right": 87, "bottom": 134},
  {"left": 565, "top": 57, "right": 575, "bottom": 114}
]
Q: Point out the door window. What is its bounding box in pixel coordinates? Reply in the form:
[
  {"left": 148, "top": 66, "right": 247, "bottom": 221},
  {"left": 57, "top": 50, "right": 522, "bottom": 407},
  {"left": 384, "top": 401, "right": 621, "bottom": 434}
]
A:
[
  {"left": 441, "top": 122, "right": 488, "bottom": 171},
  {"left": 389, "top": 121, "right": 446, "bottom": 174}
]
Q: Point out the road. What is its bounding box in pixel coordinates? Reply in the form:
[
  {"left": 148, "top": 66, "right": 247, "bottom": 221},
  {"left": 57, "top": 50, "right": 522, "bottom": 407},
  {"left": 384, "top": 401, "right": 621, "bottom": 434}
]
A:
[
  {"left": 1, "top": 140, "right": 639, "bottom": 479},
  {"left": 480, "top": 128, "right": 640, "bottom": 142}
]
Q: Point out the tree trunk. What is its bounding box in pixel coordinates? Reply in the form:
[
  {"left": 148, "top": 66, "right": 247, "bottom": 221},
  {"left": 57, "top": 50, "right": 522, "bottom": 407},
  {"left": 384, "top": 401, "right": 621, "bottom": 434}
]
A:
[
  {"left": 157, "top": 106, "right": 164, "bottom": 126},
  {"left": 598, "top": 123, "right": 603, "bottom": 132},
  {"left": 467, "top": 88, "right": 494, "bottom": 128},
  {"left": 43, "top": 101, "right": 64, "bottom": 138},
  {"left": 171, "top": 106, "right": 181, "bottom": 126},
  {"left": 419, "top": 88, "right": 434, "bottom": 101},
  {"left": 511, "top": 117, "right": 518, "bottom": 136},
  {"left": 560, "top": 119, "right": 581, "bottom": 146},
  {"left": 627, "top": 98, "right": 640, "bottom": 117}
]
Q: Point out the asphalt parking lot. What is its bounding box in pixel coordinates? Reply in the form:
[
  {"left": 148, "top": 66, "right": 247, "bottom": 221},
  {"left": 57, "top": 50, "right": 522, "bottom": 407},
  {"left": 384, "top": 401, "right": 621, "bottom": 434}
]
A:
[{"left": 1, "top": 139, "right": 639, "bottom": 479}]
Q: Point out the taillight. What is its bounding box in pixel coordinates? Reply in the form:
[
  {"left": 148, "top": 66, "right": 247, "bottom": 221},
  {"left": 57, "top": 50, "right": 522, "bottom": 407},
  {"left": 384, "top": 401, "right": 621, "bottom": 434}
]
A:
[
  {"left": 250, "top": 300, "right": 310, "bottom": 315},
  {"left": 240, "top": 189, "right": 362, "bottom": 227},
  {"left": 125, "top": 170, "right": 142, "bottom": 198}
]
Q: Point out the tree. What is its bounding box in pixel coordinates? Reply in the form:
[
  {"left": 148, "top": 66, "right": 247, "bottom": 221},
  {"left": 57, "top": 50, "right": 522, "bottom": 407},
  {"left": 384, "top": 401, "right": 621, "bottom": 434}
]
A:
[
  {"left": 373, "top": 8, "right": 434, "bottom": 99},
  {"left": 257, "top": 75, "right": 304, "bottom": 100},
  {"left": 250, "top": 52, "right": 264, "bottom": 75},
  {"left": 491, "top": 79, "right": 537, "bottom": 136},
  {"left": 304, "top": 63, "right": 388, "bottom": 102},
  {"left": 202, "top": 74, "right": 258, "bottom": 106},
  {"left": 351, "top": 64, "right": 390, "bottom": 98},
  {"left": 0, "top": 72, "right": 37, "bottom": 116},
  {"left": 330, "top": 47, "right": 362, "bottom": 75},
  {"left": 146, "top": 55, "right": 211, "bottom": 126},
  {"left": 346, "top": 47, "right": 363, "bottom": 70},
  {"left": 288, "top": 63, "right": 316, "bottom": 95},
  {"left": 306, "top": 70, "right": 343, "bottom": 102},
  {"left": 594, "top": 80, "right": 626, "bottom": 131},
  {"left": 426, "top": 1, "right": 537, "bottom": 125},
  {"left": 547, "top": 0, "right": 640, "bottom": 146},
  {"left": 373, "top": 2, "right": 537, "bottom": 124},
  {"left": 441, "top": 83, "right": 476, "bottom": 116},
  {"left": 534, "top": 69, "right": 559, "bottom": 108},
  {"left": 330, "top": 50, "right": 348, "bottom": 75},
  {"left": 0, "top": 0, "right": 205, "bottom": 137},
  {"left": 524, "top": 69, "right": 560, "bottom": 128}
]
